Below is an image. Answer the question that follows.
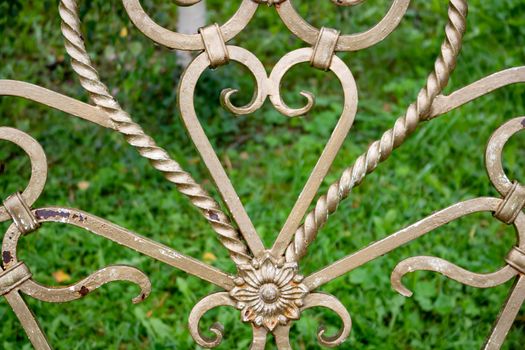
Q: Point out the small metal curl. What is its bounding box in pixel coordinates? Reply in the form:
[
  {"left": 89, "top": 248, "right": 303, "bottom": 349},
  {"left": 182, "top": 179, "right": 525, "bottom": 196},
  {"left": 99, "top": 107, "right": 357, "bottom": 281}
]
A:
[
  {"left": 220, "top": 47, "right": 316, "bottom": 117},
  {"left": 301, "top": 293, "right": 352, "bottom": 347},
  {"left": 188, "top": 292, "right": 236, "bottom": 348},
  {"left": 268, "top": 49, "right": 318, "bottom": 117},
  {"left": 219, "top": 48, "right": 268, "bottom": 116}
]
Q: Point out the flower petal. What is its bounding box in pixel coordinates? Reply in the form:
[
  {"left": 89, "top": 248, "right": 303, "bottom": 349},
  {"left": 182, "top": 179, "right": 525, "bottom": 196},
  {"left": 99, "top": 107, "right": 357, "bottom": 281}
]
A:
[
  {"left": 243, "top": 268, "right": 262, "bottom": 288},
  {"left": 230, "top": 287, "right": 259, "bottom": 302},
  {"left": 280, "top": 285, "right": 307, "bottom": 299},
  {"left": 275, "top": 267, "right": 295, "bottom": 287},
  {"left": 263, "top": 302, "right": 279, "bottom": 315},
  {"left": 284, "top": 306, "right": 301, "bottom": 320},
  {"left": 278, "top": 315, "right": 288, "bottom": 325},
  {"left": 242, "top": 307, "right": 256, "bottom": 322},
  {"left": 253, "top": 300, "right": 266, "bottom": 313},
  {"left": 264, "top": 316, "right": 279, "bottom": 331},
  {"left": 261, "top": 259, "right": 275, "bottom": 282}
]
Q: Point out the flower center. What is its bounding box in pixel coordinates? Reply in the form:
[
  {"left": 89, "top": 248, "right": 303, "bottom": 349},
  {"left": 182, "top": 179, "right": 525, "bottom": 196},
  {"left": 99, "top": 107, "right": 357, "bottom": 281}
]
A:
[{"left": 260, "top": 283, "right": 280, "bottom": 303}]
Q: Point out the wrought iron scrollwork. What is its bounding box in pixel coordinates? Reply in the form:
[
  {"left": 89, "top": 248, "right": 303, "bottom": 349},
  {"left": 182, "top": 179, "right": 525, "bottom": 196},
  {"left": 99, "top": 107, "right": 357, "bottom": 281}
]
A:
[{"left": 1, "top": 0, "right": 525, "bottom": 349}]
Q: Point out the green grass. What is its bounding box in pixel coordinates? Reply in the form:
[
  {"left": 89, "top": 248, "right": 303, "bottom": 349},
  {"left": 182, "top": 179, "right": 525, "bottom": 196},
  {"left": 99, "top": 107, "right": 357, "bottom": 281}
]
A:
[{"left": 1, "top": 0, "right": 525, "bottom": 349}]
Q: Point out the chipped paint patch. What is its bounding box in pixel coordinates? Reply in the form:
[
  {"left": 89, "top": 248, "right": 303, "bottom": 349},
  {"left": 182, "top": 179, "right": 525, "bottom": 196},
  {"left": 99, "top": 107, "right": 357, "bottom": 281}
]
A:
[
  {"left": 35, "top": 209, "right": 70, "bottom": 221},
  {"left": 2, "top": 251, "right": 12, "bottom": 264}
]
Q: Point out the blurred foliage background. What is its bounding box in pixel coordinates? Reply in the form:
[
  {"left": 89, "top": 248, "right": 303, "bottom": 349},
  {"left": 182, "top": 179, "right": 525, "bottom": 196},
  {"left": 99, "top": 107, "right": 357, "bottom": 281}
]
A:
[{"left": 1, "top": 0, "right": 525, "bottom": 349}]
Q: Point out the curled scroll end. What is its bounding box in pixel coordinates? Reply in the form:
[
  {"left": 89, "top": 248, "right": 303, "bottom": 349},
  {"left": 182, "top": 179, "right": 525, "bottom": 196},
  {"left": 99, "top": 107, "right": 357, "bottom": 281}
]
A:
[
  {"left": 391, "top": 256, "right": 517, "bottom": 298},
  {"left": 331, "top": 0, "right": 366, "bottom": 6},
  {"left": 302, "top": 293, "right": 352, "bottom": 348},
  {"left": 271, "top": 90, "right": 316, "bottom": 118},
  {"left": 220, "top": 88, "right": 263, "bottom": 116},
  {"left": 199, "top": 322, "right": 225, "bottom": 348},
  {"left": 390, "top": 262, "right": 414, "bottom": 297},
  {"left": 220, "top": 88, "right": 239, "bottom": 113},
  {"left": 217, "top": 46, "right": 268, "bottom": 116},
  {"left": 130, "top": 271, "right": 152, "bottom": 304},
  {"left": 98, "top": 265, "right": 151, "bottom": 304},
  {"left": 298, "top": 91, "right": 316, "bottom": 115},
  {"left": 190, "top": 316, "right": 225, "bottom": 348},
  {"left": 317, "top": 325, "right": 347, "bottom": 348},
  {"left": 189, "top": 292, "right": 236, "bottom": 348}
]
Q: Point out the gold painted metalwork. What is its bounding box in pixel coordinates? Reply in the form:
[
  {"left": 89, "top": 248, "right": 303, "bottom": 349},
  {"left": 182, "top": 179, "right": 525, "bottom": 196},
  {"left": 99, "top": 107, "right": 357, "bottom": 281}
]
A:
[{"left": 0, "top": 0, "right": 524, "bottom": 348}]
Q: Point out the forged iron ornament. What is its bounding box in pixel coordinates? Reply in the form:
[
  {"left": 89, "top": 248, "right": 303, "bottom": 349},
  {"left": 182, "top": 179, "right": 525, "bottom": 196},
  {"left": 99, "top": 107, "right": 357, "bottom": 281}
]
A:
[
  {"left": 229, "top": 255, "right": 308, "bottom": 331},
  {"left": 0, "top": 0, "right": 525, "bottom": 349}
]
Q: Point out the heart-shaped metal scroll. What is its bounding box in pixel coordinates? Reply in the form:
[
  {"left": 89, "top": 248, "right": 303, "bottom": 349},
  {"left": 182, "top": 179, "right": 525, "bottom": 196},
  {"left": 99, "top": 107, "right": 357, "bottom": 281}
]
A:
[{"left": 177, "top": 45, "right": 358, "bottom": 259}]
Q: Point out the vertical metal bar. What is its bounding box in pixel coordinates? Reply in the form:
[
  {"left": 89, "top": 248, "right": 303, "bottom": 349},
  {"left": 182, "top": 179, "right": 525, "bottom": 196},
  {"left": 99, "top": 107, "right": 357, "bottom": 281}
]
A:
[
  {"left": 274, "top": 325, "right": 292, "bottom": 350},
  {"left": 250, "top": 326, "right": 267, "bottom": 350},
  {"left": 483, "top": 275, "right": 525, "bottom": 350},
  {"left": 4, "top": 291, "right": 52, "bottom": 350}
]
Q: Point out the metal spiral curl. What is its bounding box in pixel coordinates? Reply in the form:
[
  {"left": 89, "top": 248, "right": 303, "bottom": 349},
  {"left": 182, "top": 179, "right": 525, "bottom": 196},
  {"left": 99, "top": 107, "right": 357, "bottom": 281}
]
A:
[
  {"left": 58, "top": 0, "right": 251, "bottom": 266},
  {"left": 301, "top": 293, "right": 352, "bottom": 347},
  {"left": 286, "top": 0, "right": 469, "bottom": 262},
  {"left": 188, "top": 292, "right": 236, "bottom": 348}
]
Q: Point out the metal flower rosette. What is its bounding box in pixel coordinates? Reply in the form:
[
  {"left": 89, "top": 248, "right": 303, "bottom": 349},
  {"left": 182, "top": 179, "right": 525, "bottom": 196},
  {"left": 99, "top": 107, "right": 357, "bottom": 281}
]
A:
[{"left": 1, "top": 0, "right": 525, "bottom": 349}]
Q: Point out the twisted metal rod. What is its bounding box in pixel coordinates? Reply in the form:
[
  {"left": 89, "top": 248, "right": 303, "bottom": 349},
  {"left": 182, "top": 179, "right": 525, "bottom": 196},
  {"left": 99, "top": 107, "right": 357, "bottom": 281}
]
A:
[
  {"left": 285, "top": 0, "right": 468, "bottom": 262},
  {"left": 58, "top": 0, "right": 252, "bottom": 266}
]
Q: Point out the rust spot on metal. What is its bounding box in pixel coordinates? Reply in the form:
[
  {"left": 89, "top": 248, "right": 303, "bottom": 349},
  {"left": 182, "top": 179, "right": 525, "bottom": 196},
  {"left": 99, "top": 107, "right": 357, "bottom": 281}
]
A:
[
  {"left": 79, "top": 286, "right": 89, "bottom": 296},
  {"left": 72, "top": 213, "right": 86, "bottom": 222},
  {"left": 35, "top": 209, "right": 69, "bottom": 220},
  {"left": 207, "top": 210, "right": 220, "bottom": 221},
  {"left": 2, "top": 251, "right": 12, "bottom": 264}
]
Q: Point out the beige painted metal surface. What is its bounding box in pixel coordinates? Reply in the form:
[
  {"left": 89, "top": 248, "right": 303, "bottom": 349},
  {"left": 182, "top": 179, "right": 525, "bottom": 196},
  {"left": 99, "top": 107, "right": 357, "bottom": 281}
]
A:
[{"left": 0, "top": 0, "right": 524, "bottom": 348}]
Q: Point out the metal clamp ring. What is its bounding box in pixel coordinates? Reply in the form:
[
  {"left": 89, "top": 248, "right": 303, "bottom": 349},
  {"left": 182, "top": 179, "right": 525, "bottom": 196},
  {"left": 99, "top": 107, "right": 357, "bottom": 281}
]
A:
[
  {"left": 0, "top": 127, "right": 47, "bottom": 222},
  {"left": 199, "top": 24, "right": 230, "bottom": 68},
  {"left": 310, "top": 27, "right": 340, "bottom": 71},
  {"left": 0, "top": 261, "right": 31, "bottom": 296}
]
